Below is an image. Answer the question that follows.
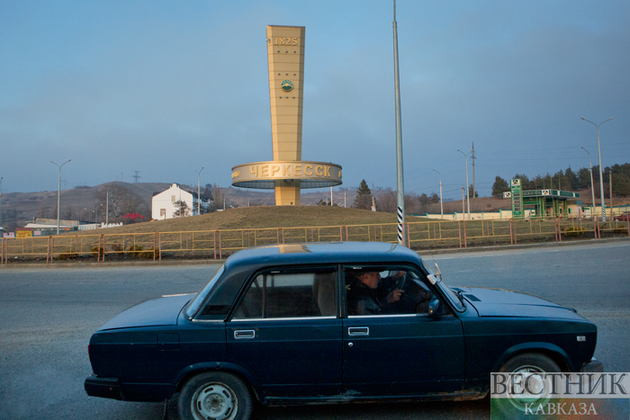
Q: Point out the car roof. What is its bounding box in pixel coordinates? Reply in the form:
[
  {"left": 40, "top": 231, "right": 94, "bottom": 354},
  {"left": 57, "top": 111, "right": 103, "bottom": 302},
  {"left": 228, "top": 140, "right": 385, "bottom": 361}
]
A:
[{"left": 224, "top": 241, "right": 423, "bottom": 270}]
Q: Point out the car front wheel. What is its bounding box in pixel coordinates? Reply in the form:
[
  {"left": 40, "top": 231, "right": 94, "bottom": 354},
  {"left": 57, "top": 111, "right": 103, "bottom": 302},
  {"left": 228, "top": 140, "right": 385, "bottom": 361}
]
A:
[
  {"left": 495, "top": 353, "right": 562, "bottom": 415},
  {"left": 178, "top": 372, "right": 253, "bottom": 420}
]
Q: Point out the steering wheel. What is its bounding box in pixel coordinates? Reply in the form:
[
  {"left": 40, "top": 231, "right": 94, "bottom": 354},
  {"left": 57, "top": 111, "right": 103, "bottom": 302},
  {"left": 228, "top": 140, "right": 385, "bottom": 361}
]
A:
[
  {"left": 394, "top": 272, "right": 407, "bottom": 291},
  {"left": 385, "top": 272, "right": 433, "bottom": 314},
  {"left": 396, "top": 275, "right": 432, "bottom": 312}
]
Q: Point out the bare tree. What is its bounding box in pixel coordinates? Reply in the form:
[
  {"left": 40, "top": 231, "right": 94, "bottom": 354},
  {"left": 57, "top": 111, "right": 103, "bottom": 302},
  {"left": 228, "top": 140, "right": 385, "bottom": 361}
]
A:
[
  {"left": 95, "top": 185, "right": 147, "bottom": 221},
  {"left": 375, "top": 189, "right": 397, "bottom": 213},
  {"left": 211, "top": 183, "right": 224, "bottom": 211}
]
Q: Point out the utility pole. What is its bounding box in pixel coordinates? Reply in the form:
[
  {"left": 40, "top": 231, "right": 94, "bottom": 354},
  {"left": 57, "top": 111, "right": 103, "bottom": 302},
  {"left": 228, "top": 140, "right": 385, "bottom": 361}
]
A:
[
  {"left": 472, "top": 142, "right": 476, "bottom": 199},
  {"left": 433, "top": 169, "right": 443, "bottom": 219},
  {"left": 457, "top": 149, "right": 470, "bottom": 219},
  {"left": 581, "top": 147, "right": 596, "bottom": 218},
  {"left": 609, "top": 169, "right": 613, "bottom": 220},
  {"left": 50, "top": 160, "right": 71, "bottom": 234},
  {"left": 462, "top": 186, "right": 466, "bottom": 217},
  {"left": 133, "top": 171, "right": 142, "bottom": 184}
]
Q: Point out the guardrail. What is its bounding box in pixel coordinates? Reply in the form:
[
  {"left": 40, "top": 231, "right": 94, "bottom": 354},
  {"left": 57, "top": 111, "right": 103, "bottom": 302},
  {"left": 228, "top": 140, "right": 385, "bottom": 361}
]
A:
[{"left": 1, "top": 217, "right": 628, "bottom": 264}]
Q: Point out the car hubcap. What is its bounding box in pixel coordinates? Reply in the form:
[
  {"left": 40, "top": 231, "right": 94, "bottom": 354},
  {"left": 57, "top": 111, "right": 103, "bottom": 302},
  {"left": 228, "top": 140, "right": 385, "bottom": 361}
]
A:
[
  {"left": 192, "top": 383, "right": 237, "bottom": 420},
  {"left": 507, "top": 365, "right": 552, "bottom": 411}
]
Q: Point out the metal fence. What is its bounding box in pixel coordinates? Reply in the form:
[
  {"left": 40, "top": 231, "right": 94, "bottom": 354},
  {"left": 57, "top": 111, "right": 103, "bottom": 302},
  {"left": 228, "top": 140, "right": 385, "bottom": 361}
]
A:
[{"left": 2, "top": 217, "right": 628, "bottom": 264}]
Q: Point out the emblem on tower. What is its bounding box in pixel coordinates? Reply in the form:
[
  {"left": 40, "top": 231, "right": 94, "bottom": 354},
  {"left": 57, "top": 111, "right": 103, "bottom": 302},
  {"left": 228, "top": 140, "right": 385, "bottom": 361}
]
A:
[{"left": 281, "top": 80, "right": 294, "bottom": 92}]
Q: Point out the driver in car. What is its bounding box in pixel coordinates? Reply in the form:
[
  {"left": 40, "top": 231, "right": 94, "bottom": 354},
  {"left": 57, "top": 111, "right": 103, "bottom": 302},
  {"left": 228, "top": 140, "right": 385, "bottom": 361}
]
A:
[{"left": 346, "top": 269, "right": 404, "bottom": 315}]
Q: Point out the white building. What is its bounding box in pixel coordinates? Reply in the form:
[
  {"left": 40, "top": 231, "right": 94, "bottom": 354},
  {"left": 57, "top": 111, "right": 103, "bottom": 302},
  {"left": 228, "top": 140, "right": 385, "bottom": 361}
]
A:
[{"left": 152, "top": 183, "right": 207, "bottom": 220}]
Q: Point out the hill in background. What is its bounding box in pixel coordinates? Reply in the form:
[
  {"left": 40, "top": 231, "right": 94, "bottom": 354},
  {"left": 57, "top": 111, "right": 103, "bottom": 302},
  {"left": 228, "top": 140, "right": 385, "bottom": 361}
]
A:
[{"left": 1, "top": 182, "right": 172, "bottom": 232}]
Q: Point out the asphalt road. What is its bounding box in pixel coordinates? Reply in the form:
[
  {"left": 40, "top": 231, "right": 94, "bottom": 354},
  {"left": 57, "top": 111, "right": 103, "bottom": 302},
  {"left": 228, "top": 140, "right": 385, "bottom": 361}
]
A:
[{"left": 1, "top": 240, "right": 628, "bottom": 420}]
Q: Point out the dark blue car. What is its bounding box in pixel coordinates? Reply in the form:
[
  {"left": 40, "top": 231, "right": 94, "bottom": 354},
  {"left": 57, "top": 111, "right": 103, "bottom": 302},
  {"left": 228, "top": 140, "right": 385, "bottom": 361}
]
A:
[{"left": 85, "top": 242, "right": 602, "bottom": 420}]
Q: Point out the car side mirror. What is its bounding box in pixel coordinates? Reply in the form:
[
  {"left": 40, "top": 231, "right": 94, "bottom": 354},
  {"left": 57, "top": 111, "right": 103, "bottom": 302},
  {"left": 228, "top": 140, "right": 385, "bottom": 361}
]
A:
[{"left": 428, "top": 298, "right": 441, "bottom": 318}]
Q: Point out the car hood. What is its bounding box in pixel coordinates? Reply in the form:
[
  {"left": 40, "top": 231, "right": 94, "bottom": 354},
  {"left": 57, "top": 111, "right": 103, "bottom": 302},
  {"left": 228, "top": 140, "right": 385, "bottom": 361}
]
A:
[
  {"left": 98, "top": 293, "right": 194, "bottom": 331},
  {"left": 455, "top": 287, "right": 582, "bottom": 320}
]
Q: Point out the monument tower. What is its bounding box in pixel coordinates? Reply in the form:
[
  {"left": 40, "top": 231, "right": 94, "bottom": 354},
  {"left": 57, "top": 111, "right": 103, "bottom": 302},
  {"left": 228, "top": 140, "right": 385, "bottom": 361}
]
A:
[{"left": 232, "top": 25, "right": 342, "bottom": 205}]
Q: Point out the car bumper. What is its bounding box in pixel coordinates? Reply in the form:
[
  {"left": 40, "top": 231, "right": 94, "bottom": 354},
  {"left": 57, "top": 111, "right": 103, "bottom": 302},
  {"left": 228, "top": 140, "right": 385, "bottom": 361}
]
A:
[
  {"left": 85, "top": 375, "right": 123, "bottom": 400},
  {"left": 580, "top": 357, "right": 604, "bottom": 373},
  {"left": 85, "top": 375, "right": 172, "bottom": 402}
]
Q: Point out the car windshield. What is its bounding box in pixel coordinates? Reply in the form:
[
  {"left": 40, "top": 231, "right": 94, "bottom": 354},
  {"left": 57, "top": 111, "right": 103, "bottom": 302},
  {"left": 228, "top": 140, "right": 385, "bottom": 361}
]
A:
[
  {"left": 184, "top": 265, "right": 225, "bottom": 319},
  {"left": 423, "top": 261, "right": 465, "bottom": 312}
]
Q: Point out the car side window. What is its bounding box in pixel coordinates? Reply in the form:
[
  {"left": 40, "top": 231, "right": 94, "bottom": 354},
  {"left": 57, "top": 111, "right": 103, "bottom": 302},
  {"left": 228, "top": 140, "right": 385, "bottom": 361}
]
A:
[
  {"left": 233, "top": 269, "right": 337, "bottom": 319},
  {"left": 345, "top": 266, "right": 434, "bottom": 316}
]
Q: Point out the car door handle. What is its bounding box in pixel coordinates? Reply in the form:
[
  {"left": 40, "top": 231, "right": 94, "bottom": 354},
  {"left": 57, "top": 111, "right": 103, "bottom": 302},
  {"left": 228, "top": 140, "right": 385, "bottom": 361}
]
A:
[
  {"left": 348, "top": 327, "right": 369, "bottom": 336},
  {"left": 234, "top": 330, "right": 256, "bottom": 339}
]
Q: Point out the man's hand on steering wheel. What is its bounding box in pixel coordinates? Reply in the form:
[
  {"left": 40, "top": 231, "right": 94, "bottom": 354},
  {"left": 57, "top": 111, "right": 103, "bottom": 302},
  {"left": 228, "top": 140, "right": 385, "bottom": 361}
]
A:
[{"left": 385, "top": 289, "right": 404, "bottom": 303}]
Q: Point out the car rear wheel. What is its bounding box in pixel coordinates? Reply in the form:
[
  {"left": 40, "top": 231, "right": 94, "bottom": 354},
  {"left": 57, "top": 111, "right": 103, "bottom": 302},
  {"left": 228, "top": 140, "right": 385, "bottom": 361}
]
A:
[{"left": 178, "top": 372, "right": 252, "bottom": 420}]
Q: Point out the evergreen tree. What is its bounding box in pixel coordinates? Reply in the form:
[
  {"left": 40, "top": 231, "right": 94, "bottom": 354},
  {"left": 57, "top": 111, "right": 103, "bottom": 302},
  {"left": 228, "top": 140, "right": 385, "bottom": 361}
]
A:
[
  {"left": 565, "top": 167, "right": 579, "bottom": 190},
  {"left": 513, "top": 174, "right": 533, "bottom": 190},
  {"left": 418, "top": 193, "right": 430, "bottom": 206},
  {"left": 491, "top": 176, "right": 510, "bottom": 198},
  {"left": 577, "top": 168, "right": 592, "bottom": 190},
  {"left": 353, "top": 180, "right": 373, "bottom": 210}
]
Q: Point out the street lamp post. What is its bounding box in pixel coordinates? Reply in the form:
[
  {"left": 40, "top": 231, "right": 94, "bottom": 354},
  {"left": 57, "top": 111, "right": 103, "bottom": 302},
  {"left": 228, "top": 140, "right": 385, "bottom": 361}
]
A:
[
  {"left": 581, "top": 147, "right": 596, "bottom": 219},
  {"left": 50, "top": 160, "right": 71, "bottom": 234},
  {"left": 457, "top": 150, "right": 470, "bottom": 219},
  {"left": 195, "top": 167, "right": 204, "bottom": 216},
  {"left": 581, "top": 117, "right": 613, "bottom": 221},
  {"left": 433, "top": 169, "right": 443, "bottom": 219},
  {"left": 393, "top": 0, "right": 405, "bottom": 245}
]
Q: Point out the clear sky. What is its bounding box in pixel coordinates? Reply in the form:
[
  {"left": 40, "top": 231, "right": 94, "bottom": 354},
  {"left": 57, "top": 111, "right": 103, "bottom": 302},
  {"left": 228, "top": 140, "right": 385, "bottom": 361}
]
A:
[{"left": 1, "top": 0, "right": 629, "bottom": 200}]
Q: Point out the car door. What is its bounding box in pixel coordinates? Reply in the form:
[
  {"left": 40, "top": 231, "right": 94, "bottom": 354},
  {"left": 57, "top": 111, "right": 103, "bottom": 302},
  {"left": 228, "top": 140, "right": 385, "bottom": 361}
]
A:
[
  {"left": 342, "top": 265, "right": 466, "bottom": 397},
  {"left": 226, "top": 267, "right": 343, "bottom": 399}
]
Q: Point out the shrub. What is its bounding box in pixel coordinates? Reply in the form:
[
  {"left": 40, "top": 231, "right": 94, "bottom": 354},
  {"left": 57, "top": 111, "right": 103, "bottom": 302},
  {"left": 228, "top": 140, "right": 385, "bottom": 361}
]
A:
[
  {"left": 57, "top": 253, "right": 79, "bottom": 260},
  {"left": 563, "top": 226, "right": 585, "bottom": 237},
  {"left": 139, "top": 248, "right": 155, "bottom": 259},
  {"left": 127, "top": 244, "right": 153, "bottom": 258},
  {"left": 91, "top": 246, "right": 104, "bottom": 258}
]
